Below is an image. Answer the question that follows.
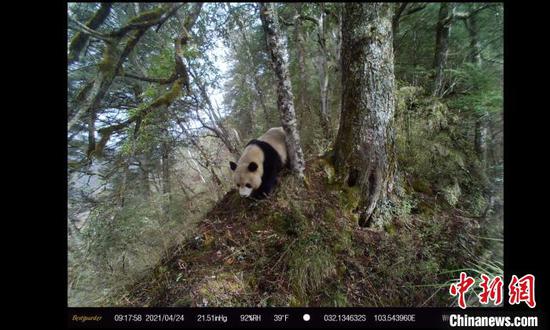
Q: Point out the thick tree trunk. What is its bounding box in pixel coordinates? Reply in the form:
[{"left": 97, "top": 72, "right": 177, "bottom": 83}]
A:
[
  {"left": 260, "top": 2, "right": 306, "bottom": 179},
  {"left": 432, "top": 3, "right": 454, "bottom": 97},
  {"left": 333, "top": 3, "right": 396, "bottom": 227}
]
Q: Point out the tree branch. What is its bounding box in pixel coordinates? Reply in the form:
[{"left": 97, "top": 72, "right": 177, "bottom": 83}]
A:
[
  {"left": 68, "top": 15, "right": 112, "bottom": 42},
  {"left": 108, "top": 4, "right": 184, "bottom": 38},
  {"left": 68, "top": 3, "right": 112, "bottom": 64},
  {"left": 123, "top": 72, "right": 177, "bottom": 84}
]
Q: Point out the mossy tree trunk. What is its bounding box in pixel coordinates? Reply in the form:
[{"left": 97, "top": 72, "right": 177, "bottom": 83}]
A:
[
  {"left": 432, "top": 3, "right": 454, "bottom": 97},
  {"left": 333, "top": 3, "right": 396, "bottom": 227},
  {"left": 260, "top": 2, "right": 306, "bottom": 180}
]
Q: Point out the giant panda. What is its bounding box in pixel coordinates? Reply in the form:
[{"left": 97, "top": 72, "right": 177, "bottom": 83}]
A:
[{"left": 229, "top": 127, "right": 288, "bottom": 198}]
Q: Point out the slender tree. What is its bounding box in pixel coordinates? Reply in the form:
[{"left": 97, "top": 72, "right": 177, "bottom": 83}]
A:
[
  {"left": 314, "top": 4, "right": 332, "bottom": 139},
  {"left": 292, "top": 3, "right": 311, "bottom": 126},
  {"left": 432, "top": 3, "right": 455, "bottom": 97},
  {"left": 260, "top": 2, "right": 306, "bottom": 179},
  {"left": 460, "top": 4, "right": 488, "bottom": 165},
  {"left": 333, "top": 3, "right": 396, "bottom": 227}
]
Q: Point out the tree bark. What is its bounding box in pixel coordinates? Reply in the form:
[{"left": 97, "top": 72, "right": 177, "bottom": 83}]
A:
[
  {"left": 432, "top": 3, "right": 454, "bottom": 97},
  {"left": 333, "top": 3, "right": 396, "bottom": 227},
  {"left": 68, "top": 3, "right": 112, "bottom": 65},
  {"left": 260, "top": 3, "right": 306, "bottom": 179}
]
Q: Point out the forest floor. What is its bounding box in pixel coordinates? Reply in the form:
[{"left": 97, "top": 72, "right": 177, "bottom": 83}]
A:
[{"left": 115, "top": 157, "right": 500, "bottom": 307}]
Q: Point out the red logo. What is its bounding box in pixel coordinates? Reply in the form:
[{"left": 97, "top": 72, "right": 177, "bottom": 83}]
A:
[
  {"left": 449, "top": 272, "right": 475, "bottom": 309},
  {"left": 508, "top": 274, "right": 536, "bottom": 308},
  {"left": 449, "top": 273, "right": 536, "bottom": 309},
  {"left": 478, "top": 274, "right": 503, "bottom": 305}
]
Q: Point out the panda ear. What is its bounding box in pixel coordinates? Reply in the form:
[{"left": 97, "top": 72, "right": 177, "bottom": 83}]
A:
[
  {"left": 230, "top": 161, "right": 237, "bottom": 171},
  {"left": 248, "top": 162, "right": 258, "bottom": 172}
]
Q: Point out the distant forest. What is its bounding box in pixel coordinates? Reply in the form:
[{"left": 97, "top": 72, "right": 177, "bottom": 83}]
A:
[{"left": 68, "top": 3, "right": 503, "bottom": 307}]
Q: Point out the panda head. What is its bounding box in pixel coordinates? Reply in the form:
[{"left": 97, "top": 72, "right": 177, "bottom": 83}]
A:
[{"left": 229, "top": 161, "right": 262, "bottom": 197}]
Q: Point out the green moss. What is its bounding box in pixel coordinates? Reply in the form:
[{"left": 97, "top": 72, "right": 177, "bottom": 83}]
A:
[
  {"left": 384, "top": 222, "right": 397, "bottom": 235},
  {"left": 339, "top": 186, "right": 361, "bottom": 211},
  {"left": 321, "top": 160, "right": 336, "bottom": 184},
  {"left": 98, "top": 43, "right": 117, "bottom": 74},
  {"left": 151, "top": 78, "right": 184, "bottom": 108},
  {"left": 127, "top": 7, "right": 164, "bottom": 25}
]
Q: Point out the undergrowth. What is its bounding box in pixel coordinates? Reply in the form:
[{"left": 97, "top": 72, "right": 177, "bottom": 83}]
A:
[{"left": 115, "top": 156, "right": 501, "bottom": 307}]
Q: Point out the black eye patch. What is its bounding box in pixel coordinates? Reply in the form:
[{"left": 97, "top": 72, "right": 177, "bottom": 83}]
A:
[
  {"left": 248, "top": 162, "right": 258, "bottom": 172},
  {"left": 245, "top": 183, "right": 252, "bottom": 188}
]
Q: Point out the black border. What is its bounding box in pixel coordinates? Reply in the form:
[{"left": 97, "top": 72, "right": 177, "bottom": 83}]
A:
[{"left": 48, "top": 0, "right": 547, "bottom": 328}]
